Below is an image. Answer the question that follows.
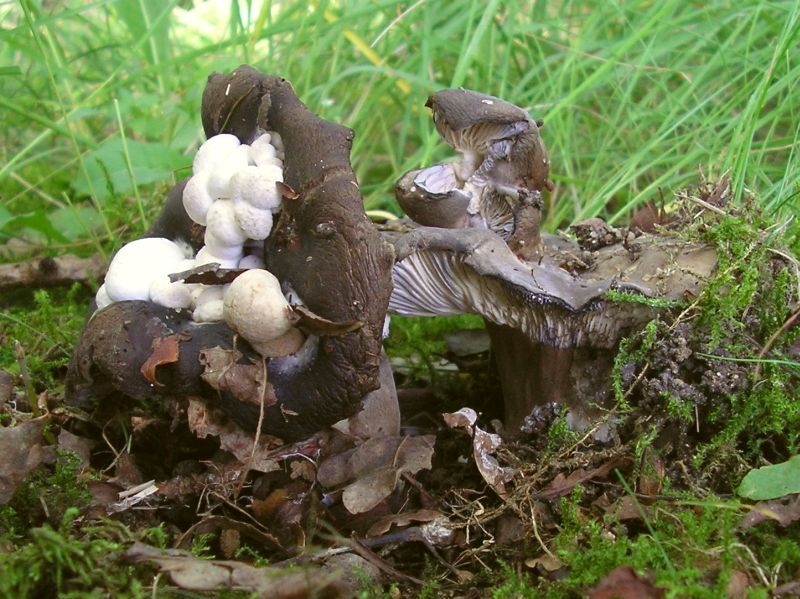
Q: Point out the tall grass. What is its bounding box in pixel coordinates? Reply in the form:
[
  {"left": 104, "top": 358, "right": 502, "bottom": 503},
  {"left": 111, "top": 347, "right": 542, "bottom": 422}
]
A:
[{"left": 1, "top": 0, "right": 798, "bottom": 255}]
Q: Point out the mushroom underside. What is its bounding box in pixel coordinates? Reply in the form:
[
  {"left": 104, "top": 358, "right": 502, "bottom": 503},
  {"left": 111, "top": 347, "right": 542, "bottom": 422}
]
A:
[
  {"left": 67, "top": 66, "right": 395, "bottom": 442},
  {"left": 388, "top": 225, "right": 717, "bottom": 432}
]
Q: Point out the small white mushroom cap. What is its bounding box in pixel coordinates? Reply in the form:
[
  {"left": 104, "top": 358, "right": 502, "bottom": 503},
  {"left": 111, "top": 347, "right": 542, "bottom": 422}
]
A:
[
  {"left": 149, "top": 276, "right": 193, "bottom": 309},
  {"left": 233, "top": 199, "right": 273, "bottom": 240},
  {"left": 238, "top": 254, "right": 265, "bottom": 270},
  {"left": 182, "top": 174, "right": 215, "bottom": 225},
  {"left": 249, "top": 134, "right": 281, "bottom": 167},
  {"left": 195, "top": 245, "right": 242, "bottom": 268},
  {"left": 223, "top": 269, "right": 294, "bottom": 350},
  {"left": 105, "top": 237, "right": 186, "bottom": 302},
  {"left": 193, "top": 299, "right": 225, "bottom": 322},
  {"left": 229, "top": 165, "right": 283, "bottom": 211},
  {"left": 192, "top": 286, "right": 226, "bottom": 322},
  {"left": 205, "top": 200, "right": 248, "bottom": 247},
  {"left": 95, "top": 284, "right": 112, "bottom": 310},
  {"left": 192, "top": 134, "right": 241, "bottom": 175},
  {"left": 206, "top": 145, "right": 250, "bottom": 199}
]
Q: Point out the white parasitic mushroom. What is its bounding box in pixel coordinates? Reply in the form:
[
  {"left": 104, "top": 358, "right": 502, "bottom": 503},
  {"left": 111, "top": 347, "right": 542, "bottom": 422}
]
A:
[
  {"left": 182, "top": 173, "right": 215, "bottom": 225},
  {"left": 223, "top": 269, "right": 302, "bottom": 356},
  {"left": 104, "top": 237, "right": 188, "bottom": 303},
  {"left": 229, "top": 165, "right": 283, "bottom": 211},
  {"left": 233, "top": 199, "right": 273, "bottom": 240},
  {"left": 204, "top": 200, "right": 248, "bottom": 248},
  {"left": 149, "top": 275, "right": 193, "bottom": 309}
]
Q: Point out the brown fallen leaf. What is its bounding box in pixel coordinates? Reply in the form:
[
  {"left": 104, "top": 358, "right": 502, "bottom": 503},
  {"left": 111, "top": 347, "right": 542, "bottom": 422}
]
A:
[
  {"left": 317, "top": 435, "right": 435, "bottom": 515},
  {"left": 199, "top": 347, "right": 276, "bottom": 407},
  {"left": 124, "top": 542, "right": 347, "bottom": 596},
  {"left": 57, "top": 429, "right": 94, "bottom": 468},
  {"left": 587, "top": 566, "right": 665, "bottom": 599},
  {"left": 187, "top": 400, "right": 284, "bottom": 472},
  {"left": 443, "top": 407, "right": 514, "bottom": 499},
  {"left": 291, "top": 305, "right": 363, "bottom": 336},
  {"left": 366, "top": 509, "right": 444, "bottom": 538},
  {"left": 739, "top": 494, "right": 800, "bottom": 529},
  {"left": 0, "top": 418, "right": 55, "bottom": 504},
  {"left": 140, "top": 333, "right": 186, "bottom": 385},
  {"left": 725, "top": 570, "right": 750, "bottom": 599}
]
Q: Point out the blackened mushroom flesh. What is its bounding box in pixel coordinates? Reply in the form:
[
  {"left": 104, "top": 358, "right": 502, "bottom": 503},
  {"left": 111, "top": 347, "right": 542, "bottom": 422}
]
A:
[{"left": 67, "top": 66, "right": 396, "bottom": 442}]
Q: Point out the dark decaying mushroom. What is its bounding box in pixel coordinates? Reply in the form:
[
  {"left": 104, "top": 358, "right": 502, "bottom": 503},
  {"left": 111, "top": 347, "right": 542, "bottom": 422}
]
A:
[
  {"left": 397, "top": 89, "right": 551, "bottom": 261},
  {"left": 389, "top": 89, "right": 718, "bottom": 433},
  {"left": 67, "top": 66, "right": 396, "bottom": 442}
]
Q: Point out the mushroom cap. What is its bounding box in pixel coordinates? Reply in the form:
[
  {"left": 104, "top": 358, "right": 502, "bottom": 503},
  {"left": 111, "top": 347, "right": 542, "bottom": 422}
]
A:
[
  {"left": 249, "top": 134, "right": 281, "bottom": 168},
  {"left": 95, "top": 284, "right": 112, "bottom": 310},
  {"left": 389, "top": 226, "right": 717, "bottom": 349},
  {"left": 233, "top": 199, "right": 273, "bottom": 240},
  {"left": 229, "top": 165, "right": 283, "bottom": 211},
  {"left": 426, "top": 89, "right": 534, "bottom": 155},
  {"left": 205, "top": 200, "right": 248, "bottom": 247},
  {"left": 104, "top": 237, "right": 187, "bottom": 303},
  {"left": 238, "top": 253, "right": 266, "bottom": 270},
  {"left": 195, "top": 245, "right": 242, "bottom": 268},
  {"left": 223, "top": 269, "right": 294, "bottom": 347},
  {"left": 149, "top": 275, "right": 193, "bottom": 309},
  {"left": 395, "top": 164, "right": 470, "bottom": 229},
  {"left": 206, "top": 145, "right": 250, "bottom": 199},
  {"left": 193, "top": 133, "right": 242, "bottom": 174},
  {"left": 182, "top": 174, "right": 215, "bottom": 226}
]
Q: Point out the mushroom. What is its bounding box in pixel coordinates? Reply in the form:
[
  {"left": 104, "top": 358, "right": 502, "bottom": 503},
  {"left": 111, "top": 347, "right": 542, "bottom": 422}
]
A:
[
  {"left": 388, "top": 90, "right": 718, "bottom": 434},
  {"left": 67, "top": 66, "right": 396, "bottom": 442},
  {"left": 223, "top": 269, "right": 301, "bottom": 356},
  {"left": 102, "top": 237, "right": 189, "bottom": 304},
  {"left": 396, "top": 89, "right": 551, "bottom": 259}
]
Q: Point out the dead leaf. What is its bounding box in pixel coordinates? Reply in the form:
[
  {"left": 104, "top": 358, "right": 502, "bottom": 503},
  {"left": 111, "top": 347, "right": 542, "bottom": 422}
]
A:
[
  {"left": 0, "top": 418, "right": 55, "bottom": 504},
  {"left": 57, "top": 429, "right": 93, "bottom": 468},
  {"left": 124, "top": 542, "right": 346, "bottom": 596},
  {"left": 171, "top": 263, "right": 247, "bottom": 285},
  {"left": 443, "top": 407, "right": 514, "bottom": 498},
  {"left": 140, "top": 333, "right": 186, "bottom": 385},
  {"left": 343, "top": 467, "right": 401, "bottom": 515},
  {"left": 318, "top": 435, "right": 435, "bottom": 515},
  {"left": 199, "top": 347, "right": 276, "bottom": 408},
  {"left": 587, "top": 566, "right": 665, "bottom": 599},
  {"left": 187, "top": 400, "right": 283, "bottom": 472},
  {"left": 525, "top": 554, "right": 564, "bottom": 573},
  {"left": 291, "top": 305, "right": 362, "bottom": 336},
  {"left": 740, "top": 494, "right": 800, "bottom": 529},
  {"left": 537, "top": 457, "right": 629, "bottom": 501},
  {"left": 367, "top": 509, "right": 443, "bottom": 537},
  {"left": 726, "top": 570, "right": 749, "bottom": 599}
]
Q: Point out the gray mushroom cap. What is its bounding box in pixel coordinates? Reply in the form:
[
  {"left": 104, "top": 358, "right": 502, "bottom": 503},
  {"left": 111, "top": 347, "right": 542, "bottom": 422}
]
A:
[
  {"left": 426, "top": 89, "right": 533, "bottom": 155},
  {"left": 389, "top": 226, "right": 717, "bottom": 349}
]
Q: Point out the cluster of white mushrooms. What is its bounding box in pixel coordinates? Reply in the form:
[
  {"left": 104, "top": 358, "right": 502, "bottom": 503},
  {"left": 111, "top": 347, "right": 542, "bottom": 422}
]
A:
[{"left": 95, "top": 131, "right": 304, "bottom": 356}]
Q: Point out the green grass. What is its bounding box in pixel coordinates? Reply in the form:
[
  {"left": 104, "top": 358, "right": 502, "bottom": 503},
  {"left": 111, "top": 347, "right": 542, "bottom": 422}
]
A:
[{"left": 1, "top": 0, "right": 798, "bottom": 258}]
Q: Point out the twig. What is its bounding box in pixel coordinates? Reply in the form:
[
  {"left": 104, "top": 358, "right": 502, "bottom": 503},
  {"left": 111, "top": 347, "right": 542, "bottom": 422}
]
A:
[
  {"left": 0, "top": 254, "right": 106, "bottom": 290},
  {"left": 755, "top": 306, "right": 800, "bottom": 379}
]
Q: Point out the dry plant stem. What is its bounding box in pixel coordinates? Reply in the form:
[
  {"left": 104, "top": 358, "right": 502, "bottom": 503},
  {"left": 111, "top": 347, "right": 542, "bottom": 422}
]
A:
[
  {"left": 14, "top": 341, "right": 39, "bottom": 418},
  {"left": 754, "top": 306, "right": 800, "bottom": 378},
  {"left": 348, "top": 535, "right": 424, "bottom": 585}
]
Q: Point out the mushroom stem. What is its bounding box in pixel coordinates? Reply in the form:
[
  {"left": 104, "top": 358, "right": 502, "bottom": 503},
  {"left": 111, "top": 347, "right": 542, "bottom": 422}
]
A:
[{"left": 485, "top": 322, "right": 573, "bottom": 430}]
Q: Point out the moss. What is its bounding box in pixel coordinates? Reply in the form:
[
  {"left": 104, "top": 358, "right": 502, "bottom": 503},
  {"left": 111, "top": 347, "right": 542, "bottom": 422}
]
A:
[
  {"left": 0, "top": 509, "right": 149, "bottom": 598},
  {"left": 7, "top": 450, "right": 93, "bottom": 529}
]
